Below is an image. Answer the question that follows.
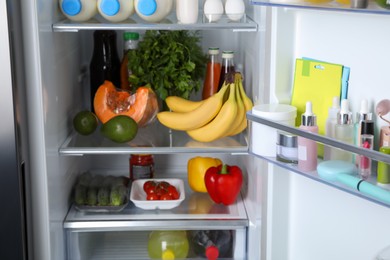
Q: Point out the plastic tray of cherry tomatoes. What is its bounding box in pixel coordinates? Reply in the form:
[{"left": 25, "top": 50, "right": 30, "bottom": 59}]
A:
[{"left": 130, "top": 178, "right": 185, "bottom": 210}]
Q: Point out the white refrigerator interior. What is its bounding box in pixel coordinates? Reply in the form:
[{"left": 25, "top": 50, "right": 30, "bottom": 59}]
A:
[{"left": 18, "top": 0, "right": 390, "bottom": 258}]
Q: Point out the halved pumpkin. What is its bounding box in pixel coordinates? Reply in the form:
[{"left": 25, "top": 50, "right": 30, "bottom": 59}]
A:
[{"left": 93, "top": 80, "right": 159, "bottom": 127}]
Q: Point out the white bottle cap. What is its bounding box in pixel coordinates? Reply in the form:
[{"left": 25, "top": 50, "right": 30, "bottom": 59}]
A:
[
  {"left": 337, "top": 99, "right": 353, "bottom": 125},
  {"left": 328, "top": 96, "right": 340, "bottom": 119},
  {"left": 357, "top": 99, "right": 372, "bottom": 122}
]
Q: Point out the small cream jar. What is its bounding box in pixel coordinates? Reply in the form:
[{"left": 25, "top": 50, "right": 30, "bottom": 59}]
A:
[{"left": 276, "top": 131, "right": 298, "bottom": 164}]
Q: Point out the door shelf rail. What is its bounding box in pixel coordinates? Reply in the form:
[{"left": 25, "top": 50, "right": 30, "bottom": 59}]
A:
[
  {"left": 250, "top": 0, "right": 390, "bottom": 15},
  {"left": 250, "top": 151, "right": 390, "bottom": 208}
]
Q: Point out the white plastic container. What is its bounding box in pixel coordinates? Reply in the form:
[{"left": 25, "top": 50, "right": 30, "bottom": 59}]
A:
[
  {"left": 135, "top": 0, "right": 173, "bottom": 23},
  {"left": 176, "top": 0, "right": 199, "bottom": 24},
  {"left": 130, "top": 179, "right": 185, "bottom": 210},
  {"left": 59, "top": 0, "right": 98, "bottom": 22},
  {"left": 97, "top": 0, "right": 135, "bottom": 22},
  {"left": 251, "top": 104, "right": 297, "bottom": 157}
]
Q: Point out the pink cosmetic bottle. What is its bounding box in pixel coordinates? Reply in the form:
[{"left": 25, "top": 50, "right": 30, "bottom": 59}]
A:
[{"left": 298, "top": 101, "right": 319, "bottom": 172}]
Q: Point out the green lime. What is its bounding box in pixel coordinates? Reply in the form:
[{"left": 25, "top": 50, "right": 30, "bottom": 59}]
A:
[
  {"left": 100, "top": 115, "right": 138, "bottom": 143},
  {"left": 73, "top": 110, "right": 99, "bottom": 135}
]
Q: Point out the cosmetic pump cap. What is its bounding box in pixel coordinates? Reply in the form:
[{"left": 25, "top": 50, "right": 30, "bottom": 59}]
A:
[
  {"left": 301, "top": 101, "right": 317, "bottom": 127},
  {"left": 361, "top": 120, "right": 374, "bottom": 135},
  {"left": 328, "top": 96, "right": 340, "bottom": 119},
  {"left": 337, "top": 99, "right": 353, "bottom": 125},
  {"left": 357, "top": 99, "right": 372, "bottom": 122}
]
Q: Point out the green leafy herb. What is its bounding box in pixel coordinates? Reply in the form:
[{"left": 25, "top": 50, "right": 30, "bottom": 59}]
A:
[{"left": 127, "top": 30, "right": 207, "bottom": 101}]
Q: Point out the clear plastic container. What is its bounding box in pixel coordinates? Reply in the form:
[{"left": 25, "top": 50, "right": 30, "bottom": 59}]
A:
[{"left": 59, "top": 0, "right": 98, "bottom": 22}]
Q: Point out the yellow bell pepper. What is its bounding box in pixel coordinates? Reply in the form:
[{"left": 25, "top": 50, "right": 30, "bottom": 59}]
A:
[{"left": 187, "top": 156, "right": 222, "bottom": 193}]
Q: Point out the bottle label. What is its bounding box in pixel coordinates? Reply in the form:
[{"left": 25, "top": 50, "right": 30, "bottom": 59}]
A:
[
  {"left": 131, "top": 165, "right": 153, "bottom": 179},
  {"left": 298, "top": 145, "right": 307, "bottom": 160}
]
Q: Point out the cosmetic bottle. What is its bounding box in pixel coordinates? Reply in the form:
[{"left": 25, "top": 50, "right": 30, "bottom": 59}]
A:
[
  {"left": 334, "top": 99, "right": 354, "bottom": 162},
  {"left": 298, "top": 101, "right": 318, "bottom": 172},
  {"left": 355, "top": 99, "right": 372, "bottom": 148},
  {"left": 358, "top": 120, "right": 374, "bottom": 180},
  {"left": 324, "top": 96, "right": 340, "bottom": 161},
  {"left": 377, "top": 146, "right": 390, "bottom": 188}
]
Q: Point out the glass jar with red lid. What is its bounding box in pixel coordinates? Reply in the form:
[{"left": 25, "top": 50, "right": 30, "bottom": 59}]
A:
[{"left": 129, "top": 154, "right": 154, "bottom": 181}]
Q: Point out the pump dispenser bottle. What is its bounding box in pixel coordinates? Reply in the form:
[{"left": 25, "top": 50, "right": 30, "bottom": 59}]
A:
[
  {"left": 324, "top": 96, "right": 340, "bottom": 160},
  {"left": 298, "top": 101, "right": 318, "bottom": 172},
  {"left": 334, "top": 99, "right": 354, "bottom": 162}
]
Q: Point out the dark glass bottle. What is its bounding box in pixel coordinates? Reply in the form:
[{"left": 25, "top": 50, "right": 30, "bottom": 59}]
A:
[
  {"left": 89, "top": 30, "right": 121, "bottom": 111},
  {"left": 217, "top": 50, "right": 235, "bottom": 90}
]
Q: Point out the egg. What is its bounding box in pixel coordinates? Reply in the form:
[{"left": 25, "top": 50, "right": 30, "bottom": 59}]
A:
[
  {"left": 203, "top": 0, "right": 223, "bottom": 22},
  {"left": 225, "top": 0, "right": 245, "bottom": 21}
]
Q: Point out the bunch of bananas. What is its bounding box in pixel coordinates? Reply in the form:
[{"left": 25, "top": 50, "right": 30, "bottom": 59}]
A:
[{"left": 157, "top": 72, "right": 253, "bottom": 142}]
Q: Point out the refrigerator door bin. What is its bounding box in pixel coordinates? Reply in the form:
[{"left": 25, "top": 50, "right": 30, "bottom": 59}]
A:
[
  {"left": 247, "top": 112, "right": 390, "bottom": 207},
  {"left": 66, "top": 229, "right": 246, "bottom": 260}
]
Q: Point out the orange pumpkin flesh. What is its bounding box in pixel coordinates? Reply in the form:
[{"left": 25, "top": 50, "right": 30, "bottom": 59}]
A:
[{"left": 94, "top": 80, "right": 159, "bottom": 127}]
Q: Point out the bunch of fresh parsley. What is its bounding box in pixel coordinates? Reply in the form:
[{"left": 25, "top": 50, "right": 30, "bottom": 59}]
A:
[{"left": 127, "top": 30, "right": 207, "bottom": 101}]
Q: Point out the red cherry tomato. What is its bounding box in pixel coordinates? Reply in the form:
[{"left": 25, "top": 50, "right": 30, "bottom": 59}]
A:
[
  {"left": 155, "top": 186, "right": 168, "bottom": 197},
  {"left": 158, "top": 181, "right": 170, "bottom": 189},
  {"left": 167, "top": 186, "right": 179, "bottom": 200},
  {"left": 145, "top": 185, "right": 156, "bottom": 195},
  {"left": 147, "top": 193, "right": 159, "bottom": 200},
  {"left": 143, "top": 181, "right": 156, "bottom": 192},
  {"left": 160, "top": 193, "right": 173, "bottom": 200}
]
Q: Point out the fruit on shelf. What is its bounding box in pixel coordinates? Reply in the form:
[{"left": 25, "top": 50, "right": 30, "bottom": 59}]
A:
[
  {"left": 187, "top": 79, "right": 237, "bottom": 142},
  {"left": 165, "top": 96, "right": 205, "bottom": 113},
  {"left": 100, "top": 115, "right": 138, "bottom": 143},
  {"left": 73, "top": 110, "right": 98, "bottom": 135},
  {"left": 156, "top": 83, "right": 229, "bottom": 131},
  {"left": 157, "top": 72, "right": 253, "bottom": 142},
  {"left": 187, "top": 156, "right": 222, "bottom": 193},
  {"left": 94, "top": 80, "right": 158, "bottom": 127}
]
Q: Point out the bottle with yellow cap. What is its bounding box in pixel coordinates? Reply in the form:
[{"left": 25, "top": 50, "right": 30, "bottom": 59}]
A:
[{"left": 147, "top": 230, "right": 189, "bottom": 259}]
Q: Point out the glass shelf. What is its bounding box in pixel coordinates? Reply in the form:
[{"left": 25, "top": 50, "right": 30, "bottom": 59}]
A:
[
  {"left": 247, "top": 111, "right": 390, "bottom": 207},
  {"left": 59, "top": 121, "right": 248, "bottom": 155},
  {"left": 64, "top": 192, "right": 248, "bottom": 231},
  {"left": 250, "top": 0, "right": 390, "bottom": 15},
  {"left": 52, "top": 13, "right": 258, "bottom": 32}
]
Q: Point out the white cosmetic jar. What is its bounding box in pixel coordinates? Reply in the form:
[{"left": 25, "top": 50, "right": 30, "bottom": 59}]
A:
[
  {"left": 276, "top": 131, "right": 298, "bottom": 164},
  {"left": 251, "top": 104, "right": 297, "bottom": 157}
]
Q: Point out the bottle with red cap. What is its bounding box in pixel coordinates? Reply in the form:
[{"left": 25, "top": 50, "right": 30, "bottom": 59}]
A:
[{"left": 189, "top": 230, "right": 233, "bottom": 260}]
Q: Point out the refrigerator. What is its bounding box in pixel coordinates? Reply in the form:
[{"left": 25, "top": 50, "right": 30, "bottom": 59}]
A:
[{"left": 8, "top": 0, "right": 390, "bottom": 259}]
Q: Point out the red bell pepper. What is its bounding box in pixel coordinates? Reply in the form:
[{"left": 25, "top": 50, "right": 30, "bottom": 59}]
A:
[{"left": 204, "top": 164, "right": 243, "bottom": 205}]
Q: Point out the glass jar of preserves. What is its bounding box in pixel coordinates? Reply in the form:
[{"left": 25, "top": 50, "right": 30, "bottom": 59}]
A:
[{"left": 129, "top": 154, "right": 154, "bottom": 180}]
